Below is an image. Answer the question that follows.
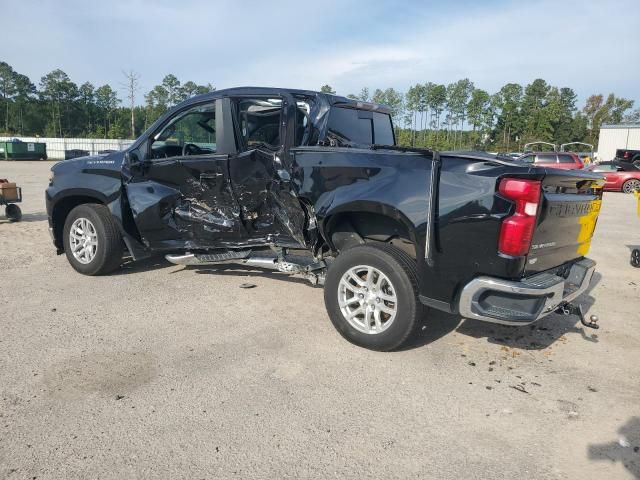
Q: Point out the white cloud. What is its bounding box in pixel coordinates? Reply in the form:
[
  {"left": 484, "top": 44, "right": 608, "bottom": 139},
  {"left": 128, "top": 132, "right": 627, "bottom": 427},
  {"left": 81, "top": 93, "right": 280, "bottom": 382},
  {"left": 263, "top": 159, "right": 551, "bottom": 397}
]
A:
[{"left": 2, "top": 0, "right": 639, "bottom": 104}]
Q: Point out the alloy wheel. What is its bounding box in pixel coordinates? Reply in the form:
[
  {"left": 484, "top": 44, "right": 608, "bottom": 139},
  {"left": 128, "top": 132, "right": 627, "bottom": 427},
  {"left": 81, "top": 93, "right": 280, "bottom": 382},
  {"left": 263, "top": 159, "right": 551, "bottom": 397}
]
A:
[
  {"left": 337, "top": 264, "right": 398, "bottom": 334},
  {"left": 69, "top": 217, "right": 98, "bottom": 264},
  {"left": 623, "top": 179, "right": 640, "bottom": 193}
]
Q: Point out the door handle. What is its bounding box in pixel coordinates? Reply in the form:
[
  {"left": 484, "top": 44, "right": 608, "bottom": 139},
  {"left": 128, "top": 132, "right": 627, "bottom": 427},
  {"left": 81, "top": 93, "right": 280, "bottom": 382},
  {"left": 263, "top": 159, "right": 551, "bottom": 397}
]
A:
[{"left": 200, "top": 173, "right": 223, "bottom": 186}]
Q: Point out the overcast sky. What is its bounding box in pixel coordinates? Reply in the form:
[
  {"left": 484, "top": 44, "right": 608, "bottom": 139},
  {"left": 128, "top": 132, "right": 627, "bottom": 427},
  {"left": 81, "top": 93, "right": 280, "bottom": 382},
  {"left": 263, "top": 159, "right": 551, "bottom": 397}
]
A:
[{"left": 3, "top": 0, "right": 639, "bottom": 106}]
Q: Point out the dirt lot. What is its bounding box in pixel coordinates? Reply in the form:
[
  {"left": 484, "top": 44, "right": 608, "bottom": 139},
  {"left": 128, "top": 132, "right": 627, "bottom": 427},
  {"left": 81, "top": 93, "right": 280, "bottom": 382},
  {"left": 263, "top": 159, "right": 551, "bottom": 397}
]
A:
[{"left": 1, "top": 160, "right": 639, "bottom": 479}]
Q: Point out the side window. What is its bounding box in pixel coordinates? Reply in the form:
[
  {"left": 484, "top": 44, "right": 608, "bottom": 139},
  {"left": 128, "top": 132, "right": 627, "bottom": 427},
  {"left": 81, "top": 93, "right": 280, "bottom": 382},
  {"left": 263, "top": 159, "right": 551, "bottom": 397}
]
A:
[
  {"left": 327, "top": 107, "right": 373, "bottom": 145},
  {"left": 150, "top": 102, "right": 217, "bottom": 159},
  {"left": 295, "top": 99, "right": 312, "bottom": 146},
  {"left": 235, "top": 98, "right": 283, "bottom": 150},
  {"left": 520, "top": 154, "right": 534, "bottom": 164},
  {"left": 535, "top": 154, "right": 557, "bottom": 163},
  {"left": 558, "top": 154, "right": 575, "bottom": 164},
  {"left": 373, "top": 112, "right": 395, "bottom": 145}
]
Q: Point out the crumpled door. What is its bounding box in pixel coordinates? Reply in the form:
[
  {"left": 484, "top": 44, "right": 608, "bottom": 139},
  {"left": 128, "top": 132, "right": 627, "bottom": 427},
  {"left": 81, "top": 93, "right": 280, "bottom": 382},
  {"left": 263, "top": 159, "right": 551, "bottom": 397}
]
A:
[{"left": 125, "top": 155, "right": 245, "bottom": 250}]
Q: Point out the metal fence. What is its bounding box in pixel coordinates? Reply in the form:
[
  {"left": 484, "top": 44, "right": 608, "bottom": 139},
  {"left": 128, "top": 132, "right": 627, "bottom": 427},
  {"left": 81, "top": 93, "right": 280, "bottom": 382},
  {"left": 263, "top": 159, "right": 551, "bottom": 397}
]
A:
[{"left": 0, "top": 136, "right": 135, "bottom": 160}]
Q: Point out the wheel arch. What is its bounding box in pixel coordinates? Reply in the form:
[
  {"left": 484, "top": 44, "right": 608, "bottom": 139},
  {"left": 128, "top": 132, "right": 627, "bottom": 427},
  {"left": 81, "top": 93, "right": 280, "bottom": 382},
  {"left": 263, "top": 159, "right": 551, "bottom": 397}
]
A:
[
  {"left": 321, "top": 202, "right": 421, "bottom": 259},
  {"left": 50, "top": 191, "right": 109, "bottom": 251}
]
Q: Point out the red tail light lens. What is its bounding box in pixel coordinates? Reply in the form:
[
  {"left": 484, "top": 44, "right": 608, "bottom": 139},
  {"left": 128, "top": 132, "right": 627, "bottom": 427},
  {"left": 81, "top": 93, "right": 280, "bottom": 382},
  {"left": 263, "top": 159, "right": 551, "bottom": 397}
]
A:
[
  {"left": 498, "top": 178, "right": 541, "bottom": 256},
  {"left": 624, "top": 151, "right": 630, "bottom": 159}
]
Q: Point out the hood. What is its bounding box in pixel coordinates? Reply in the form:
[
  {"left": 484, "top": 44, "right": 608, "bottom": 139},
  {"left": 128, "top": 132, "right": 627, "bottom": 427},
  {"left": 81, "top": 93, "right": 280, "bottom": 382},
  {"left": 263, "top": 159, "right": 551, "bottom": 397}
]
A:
[{"left": 51, "top": 151, "right": 125, "bottom": 174}]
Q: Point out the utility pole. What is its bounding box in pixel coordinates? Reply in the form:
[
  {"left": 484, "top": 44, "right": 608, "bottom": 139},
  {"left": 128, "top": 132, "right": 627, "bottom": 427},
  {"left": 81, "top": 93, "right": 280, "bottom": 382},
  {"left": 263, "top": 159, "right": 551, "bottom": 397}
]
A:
[{"left": 122, "top": 71, "right": 140, "bottom": 139}]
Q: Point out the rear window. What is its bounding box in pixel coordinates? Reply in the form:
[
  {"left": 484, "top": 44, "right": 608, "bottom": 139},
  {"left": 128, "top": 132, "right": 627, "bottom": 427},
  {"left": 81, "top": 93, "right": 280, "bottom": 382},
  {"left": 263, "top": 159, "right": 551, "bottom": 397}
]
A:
[
  {"left": 326, "top": 107, "right": 395, "bottom": 146},
  {"left": 536, "top": 154, "right": 557, "bottom": 163},
  {"left": 558, "top": 154, "right": 576, "bottom": 164},
  {"left": 373, "top": 112, "right": 394, "bottom": 145}
]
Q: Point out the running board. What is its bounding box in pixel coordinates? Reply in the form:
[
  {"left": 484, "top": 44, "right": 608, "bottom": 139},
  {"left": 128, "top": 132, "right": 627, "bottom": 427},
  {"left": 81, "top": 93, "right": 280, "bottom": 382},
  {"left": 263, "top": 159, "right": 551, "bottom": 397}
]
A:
[
  {"left": 165, "top": 250, "right": 251, "bottom": 266},
  {"left": 165, "top": 251, "right": 326, "bottom": 285}
]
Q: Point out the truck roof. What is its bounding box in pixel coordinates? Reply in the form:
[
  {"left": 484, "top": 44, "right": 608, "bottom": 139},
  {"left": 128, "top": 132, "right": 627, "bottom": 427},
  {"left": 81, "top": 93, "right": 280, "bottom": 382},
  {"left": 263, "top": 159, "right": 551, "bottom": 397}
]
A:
[{"left": 180, "top": 86, "right": 393, "bottom": 115}]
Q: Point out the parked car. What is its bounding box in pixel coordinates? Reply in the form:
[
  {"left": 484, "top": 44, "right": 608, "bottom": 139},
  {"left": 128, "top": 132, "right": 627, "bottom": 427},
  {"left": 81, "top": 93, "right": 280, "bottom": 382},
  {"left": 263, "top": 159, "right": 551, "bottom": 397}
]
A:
[
  {"left": 615, "top": 149, "right": 640, "bottom": 167},
  {"left": 586, "top": 161, "right": 640, "bottom": 193},
  {"left": 518, "top": 152, "right": 584, "bottom": 170},
  {"left": 45, "top": 87, "right": 605, "bottom": 350}
]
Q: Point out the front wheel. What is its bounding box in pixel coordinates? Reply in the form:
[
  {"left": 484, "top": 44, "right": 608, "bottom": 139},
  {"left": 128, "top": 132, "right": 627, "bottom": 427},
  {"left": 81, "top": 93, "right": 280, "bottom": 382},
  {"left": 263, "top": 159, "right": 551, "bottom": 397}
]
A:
[
  {"left": 622, "top": 179, "right": 640, "bottom": 194},
  {"left": 63, "top": 204, "right": 123, "bottom": 275},
  {"left": 323, "top": 244, "right": 421, "bottom": 351},
  {"left": 632, "top": 249, "right": 640, "bottom": 268}
]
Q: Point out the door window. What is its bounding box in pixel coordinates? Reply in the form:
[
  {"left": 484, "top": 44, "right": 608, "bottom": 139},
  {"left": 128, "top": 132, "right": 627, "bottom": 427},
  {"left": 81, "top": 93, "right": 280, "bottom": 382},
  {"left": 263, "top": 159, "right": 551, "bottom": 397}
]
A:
[
  {"left": 558, "top": 154, "right": 576, "bottom": 164},
  {"left": 235, "top": 98, "right": 283, "bottom": 150},
  {"left": 150, "top": 102, "right": 217, "bottom": 159},
  {"left": 535, "top": 154, "right": 557, "bottom": 163}
]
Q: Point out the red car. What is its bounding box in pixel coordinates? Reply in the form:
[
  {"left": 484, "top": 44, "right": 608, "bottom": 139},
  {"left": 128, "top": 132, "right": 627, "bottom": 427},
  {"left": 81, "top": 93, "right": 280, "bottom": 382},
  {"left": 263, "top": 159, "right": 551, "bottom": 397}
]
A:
[
  {"left": 586, "top": 161, "right": 640, "bottom": 193},
  {"left": 518, "top": 152, "right": 584, "bottom": 170}
]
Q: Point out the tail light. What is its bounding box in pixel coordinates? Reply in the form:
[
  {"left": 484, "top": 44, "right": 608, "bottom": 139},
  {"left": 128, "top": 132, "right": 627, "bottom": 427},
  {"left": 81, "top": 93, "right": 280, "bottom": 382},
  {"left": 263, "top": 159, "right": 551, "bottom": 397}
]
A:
[
  {"left": 498, "top": 178, "right": 541, "bottom": 256},
  {"left": 624, "top": 151, "right": 630, "bottom": 159}
]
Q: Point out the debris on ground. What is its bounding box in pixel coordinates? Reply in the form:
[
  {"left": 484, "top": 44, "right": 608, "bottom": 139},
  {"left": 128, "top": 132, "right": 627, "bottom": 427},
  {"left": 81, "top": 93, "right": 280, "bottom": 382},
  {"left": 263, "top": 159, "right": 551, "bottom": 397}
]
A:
[
  {"left": 239, "top": 283, "right": 257, "bottom": 289},
  {"left": 509, "top": 384, "right": 530, "bottom": 394}
]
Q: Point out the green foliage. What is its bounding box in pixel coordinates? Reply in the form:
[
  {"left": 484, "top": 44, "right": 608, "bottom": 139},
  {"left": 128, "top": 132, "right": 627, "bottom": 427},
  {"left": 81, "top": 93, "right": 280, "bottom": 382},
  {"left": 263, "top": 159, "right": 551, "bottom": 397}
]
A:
[
  {"left": 320, "top": 84, "right": 336, "bottom": 94},
  {"left": 0, "top": 60, "right": 635, "bottom": 151}
]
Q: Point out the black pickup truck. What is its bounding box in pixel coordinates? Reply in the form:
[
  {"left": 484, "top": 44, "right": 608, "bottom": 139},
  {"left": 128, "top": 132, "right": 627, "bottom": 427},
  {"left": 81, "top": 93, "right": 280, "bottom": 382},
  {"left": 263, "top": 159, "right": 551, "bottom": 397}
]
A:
[
  {"left": 46, "top": 87, "right": 604, "bottom": 350},
  {"left": 615, "top": 148, "right": 640, "bottom": 166}
]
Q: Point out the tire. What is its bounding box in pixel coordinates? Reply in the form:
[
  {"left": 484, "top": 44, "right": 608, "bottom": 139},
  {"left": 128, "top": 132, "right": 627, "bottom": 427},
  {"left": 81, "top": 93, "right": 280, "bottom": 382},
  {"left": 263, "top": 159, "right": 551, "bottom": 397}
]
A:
[
  {"left": 622, "top": 179, "right": 640, "bottom": 194},
  {"left": 63, "top": 203, "right": 123, "bottom": 275},
  {"left": 5, "top": 204, "right": 22, "bottom": 222},
  {"left": 324, "top": 243, "right": 421, "bottom": 351},
  {"left": 632, "top": 249, "right": 640, "bottom": 268}
]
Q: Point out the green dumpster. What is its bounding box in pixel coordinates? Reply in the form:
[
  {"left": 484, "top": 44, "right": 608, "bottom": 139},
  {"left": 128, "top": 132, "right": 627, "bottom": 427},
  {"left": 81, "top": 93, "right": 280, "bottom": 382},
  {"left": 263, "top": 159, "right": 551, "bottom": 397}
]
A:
[{"left": 0, "top": 141, "right": 47, "bottom": 160}]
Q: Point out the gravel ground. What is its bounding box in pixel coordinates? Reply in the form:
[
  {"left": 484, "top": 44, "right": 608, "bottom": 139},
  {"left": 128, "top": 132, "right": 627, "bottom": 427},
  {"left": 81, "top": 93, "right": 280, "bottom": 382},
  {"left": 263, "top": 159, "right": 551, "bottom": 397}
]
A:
[{"left": 1, "top": 161, "right": 639, "bottom": 480}]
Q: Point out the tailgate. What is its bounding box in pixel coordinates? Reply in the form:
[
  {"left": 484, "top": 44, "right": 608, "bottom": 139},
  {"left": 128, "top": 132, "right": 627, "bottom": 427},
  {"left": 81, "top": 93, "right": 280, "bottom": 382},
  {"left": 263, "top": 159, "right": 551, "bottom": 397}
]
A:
[{"left": 525, "top": 169, "right": 604, "bottom": 274}]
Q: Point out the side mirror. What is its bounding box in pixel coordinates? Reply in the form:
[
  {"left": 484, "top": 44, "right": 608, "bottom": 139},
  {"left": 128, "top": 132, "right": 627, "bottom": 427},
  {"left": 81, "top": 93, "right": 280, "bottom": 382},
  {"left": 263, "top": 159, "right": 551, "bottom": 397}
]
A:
[{"left": 124, "top": 150, "right": 140, "bottom": 166}]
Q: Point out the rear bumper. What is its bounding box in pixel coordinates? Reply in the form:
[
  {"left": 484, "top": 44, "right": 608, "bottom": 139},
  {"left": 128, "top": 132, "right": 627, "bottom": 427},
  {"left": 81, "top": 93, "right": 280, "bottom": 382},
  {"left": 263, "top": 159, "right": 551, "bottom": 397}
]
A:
[{"left": 458, "top": 258, "right": 596, "bottom": 325}]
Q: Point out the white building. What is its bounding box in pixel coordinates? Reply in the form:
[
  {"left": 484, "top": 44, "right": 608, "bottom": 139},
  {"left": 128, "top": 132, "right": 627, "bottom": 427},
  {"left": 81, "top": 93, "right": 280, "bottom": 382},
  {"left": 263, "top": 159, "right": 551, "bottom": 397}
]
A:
[{"left": 597, "top": 124, "right": 640, "bottom": 161}]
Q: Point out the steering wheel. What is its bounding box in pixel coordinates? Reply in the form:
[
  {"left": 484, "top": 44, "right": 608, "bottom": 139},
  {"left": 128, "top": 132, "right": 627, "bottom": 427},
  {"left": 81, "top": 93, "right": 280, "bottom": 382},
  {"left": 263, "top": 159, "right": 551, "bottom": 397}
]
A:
[{"left": 182, "top": 143, "right": 201, "bottom": 156}]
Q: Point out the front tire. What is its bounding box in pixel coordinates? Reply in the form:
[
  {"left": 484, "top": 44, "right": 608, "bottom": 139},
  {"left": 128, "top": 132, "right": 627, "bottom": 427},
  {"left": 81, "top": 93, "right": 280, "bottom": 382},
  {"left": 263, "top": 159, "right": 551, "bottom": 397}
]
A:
[
  {"left": 632, "top": 249, "right": 640, "bottom": 268},
  {"left": 63, "top": 204, "right": 123, "bottom": 275},
  {"left": 622, "top": 179, "right": 640, "bottom": 194},
  {"left": 324, "top": 244, "right": 421, "bottom": 351}
]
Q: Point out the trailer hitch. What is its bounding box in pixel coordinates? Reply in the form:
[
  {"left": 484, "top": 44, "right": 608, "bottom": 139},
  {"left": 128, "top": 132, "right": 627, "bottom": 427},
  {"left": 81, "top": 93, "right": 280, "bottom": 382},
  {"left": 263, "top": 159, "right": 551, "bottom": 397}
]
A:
[{"left": 556, "top": 303, "right": 599, "bottom": 329}]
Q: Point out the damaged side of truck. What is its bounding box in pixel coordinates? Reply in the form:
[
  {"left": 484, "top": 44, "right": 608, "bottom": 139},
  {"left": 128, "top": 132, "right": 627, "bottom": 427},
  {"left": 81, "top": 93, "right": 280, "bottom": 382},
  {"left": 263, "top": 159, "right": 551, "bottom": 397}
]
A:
[{"left": 46, "top": 87, "right": 605, "bottom": 351}]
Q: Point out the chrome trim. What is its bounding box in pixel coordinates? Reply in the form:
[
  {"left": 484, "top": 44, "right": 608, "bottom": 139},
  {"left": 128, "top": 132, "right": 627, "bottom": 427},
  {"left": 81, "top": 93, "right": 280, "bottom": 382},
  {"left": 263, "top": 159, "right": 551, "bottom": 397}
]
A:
[
  {"left": 458, "top": 258, "right": 596, "bottom": 325},
  {"left": 424, "top": 151, "right": 440, "bottom": 266},
  {"left": 165, "top": 253, "right": 199, "bottom": 265}
]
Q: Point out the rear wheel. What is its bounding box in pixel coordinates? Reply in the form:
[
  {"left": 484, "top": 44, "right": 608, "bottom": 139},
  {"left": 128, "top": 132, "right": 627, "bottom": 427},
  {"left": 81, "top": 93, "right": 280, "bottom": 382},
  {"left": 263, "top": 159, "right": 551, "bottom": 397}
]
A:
[
  {"left": 622, "top": 179, "right": 640, "bottom": 193},
  {"left": 323, "top": 243, "right": 421, "bottom": 351},
  {"left": 63, "top": 204, "right": 123, "bottom": 275},
  {"left": 5, "top": 204, "right": 21, "bottom": 222},
  {"left": 632, "top": 249, "right": 640, "bottom": 268}
]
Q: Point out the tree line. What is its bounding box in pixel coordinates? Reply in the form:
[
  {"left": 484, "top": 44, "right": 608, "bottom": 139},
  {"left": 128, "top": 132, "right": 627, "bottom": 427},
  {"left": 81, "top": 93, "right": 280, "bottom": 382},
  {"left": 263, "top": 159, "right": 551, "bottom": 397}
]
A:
[
  {"left": 0, "top": 61, "right": 213, "bottom": 139},
  {"left": 0, "top": 59, "right": 637, "bottom": 151},
  {"left": 322, "top": 81, "right": 638, "bottom": 151}
]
